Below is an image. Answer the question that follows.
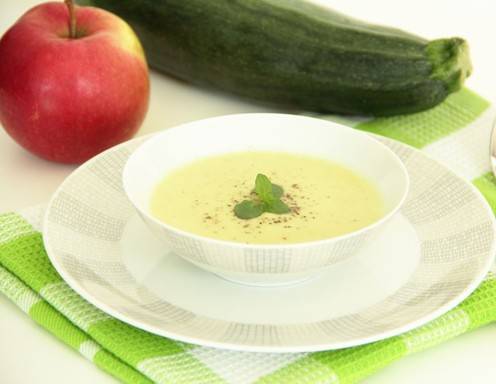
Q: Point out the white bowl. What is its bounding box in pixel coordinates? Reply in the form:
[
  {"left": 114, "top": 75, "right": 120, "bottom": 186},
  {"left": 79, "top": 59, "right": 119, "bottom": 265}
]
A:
[{"left": 123, "top": 113, "right": 409, "bottom": 286}]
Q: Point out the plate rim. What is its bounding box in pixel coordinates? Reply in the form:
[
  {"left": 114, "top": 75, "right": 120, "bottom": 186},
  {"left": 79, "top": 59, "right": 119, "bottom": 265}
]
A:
[{"left": 42, "top": 133, "right": 496, "bottom": 353}]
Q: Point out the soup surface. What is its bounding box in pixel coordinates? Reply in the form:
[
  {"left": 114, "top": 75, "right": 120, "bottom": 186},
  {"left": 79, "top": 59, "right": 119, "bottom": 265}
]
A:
[{"left": 150, "top": 151, "right": 384, "bottom": 244}]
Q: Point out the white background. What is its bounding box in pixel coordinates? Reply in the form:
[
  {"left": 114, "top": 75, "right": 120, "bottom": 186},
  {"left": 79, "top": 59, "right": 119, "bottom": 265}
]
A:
[{"left": 1, "top": 1, "right": 495, "bottom": 383}]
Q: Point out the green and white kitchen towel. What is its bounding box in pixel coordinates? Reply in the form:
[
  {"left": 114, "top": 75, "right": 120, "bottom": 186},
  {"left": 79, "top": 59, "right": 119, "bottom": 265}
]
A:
[{"left": 1, "top": 87, "right": 496, "bottom": 383}]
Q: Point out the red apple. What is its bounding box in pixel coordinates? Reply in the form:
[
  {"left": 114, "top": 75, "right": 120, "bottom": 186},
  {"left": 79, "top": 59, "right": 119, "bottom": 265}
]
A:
[{"left": 0, "top": 1, "right": 149, "bottom": 163}]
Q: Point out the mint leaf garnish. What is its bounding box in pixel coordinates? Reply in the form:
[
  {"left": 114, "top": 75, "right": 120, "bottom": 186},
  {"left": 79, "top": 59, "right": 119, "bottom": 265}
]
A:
[
  {"left": 250, "top": 183, "right": 283, "bottom": 199},
  {"left": 271, "top": 184, "right": 284, "bottom": 199},
  {"left": 234, "top": 200, "right": 264, "bottom": 219},
  {"left": 255, "top": 174, "right": 275, "bottom": 204},
  {"left": 265, "top": 199, "right": 290, "bottom": 214},
  {"left": 234, "top": 173, "right": 291, "bottom": 220}
]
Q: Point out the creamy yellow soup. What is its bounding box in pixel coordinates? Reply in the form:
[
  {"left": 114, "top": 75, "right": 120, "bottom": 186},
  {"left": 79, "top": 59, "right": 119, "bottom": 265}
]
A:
[{"left": 150, "top": 151, "right": 384, "bottom": 244}]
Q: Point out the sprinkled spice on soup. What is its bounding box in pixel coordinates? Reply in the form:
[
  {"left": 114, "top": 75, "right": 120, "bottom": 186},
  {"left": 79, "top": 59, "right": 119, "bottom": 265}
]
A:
[{"left": 150, "top": 151, "right": 384, "bottom": 244}]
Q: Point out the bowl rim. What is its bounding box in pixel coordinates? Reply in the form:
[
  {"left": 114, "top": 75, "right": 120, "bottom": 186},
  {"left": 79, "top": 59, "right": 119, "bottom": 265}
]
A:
[{"left": 122, "top": 113, "right": 410, "bottom": 250}]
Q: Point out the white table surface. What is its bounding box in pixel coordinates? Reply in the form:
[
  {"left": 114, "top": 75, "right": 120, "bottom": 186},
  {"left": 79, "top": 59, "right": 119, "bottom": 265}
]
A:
[{"left": 1, "top": 1, "right": 495, "bottom": 383}]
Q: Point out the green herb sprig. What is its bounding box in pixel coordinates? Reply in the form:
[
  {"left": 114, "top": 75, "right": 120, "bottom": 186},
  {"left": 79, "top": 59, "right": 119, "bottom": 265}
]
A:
[{"left": 234, "top": 174, "right": 291, "bottom": 219}]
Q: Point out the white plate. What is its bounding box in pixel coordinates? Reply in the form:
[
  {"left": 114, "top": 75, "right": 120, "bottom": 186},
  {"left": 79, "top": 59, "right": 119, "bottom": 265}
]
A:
[{"left": 43, "top": 135, "right": 496, "bottom": 353}]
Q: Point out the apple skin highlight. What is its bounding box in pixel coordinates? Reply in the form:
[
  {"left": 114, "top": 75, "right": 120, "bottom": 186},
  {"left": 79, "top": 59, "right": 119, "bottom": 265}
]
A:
[{"left": 0, "top": 2, "right": 150, "bottom": 163}]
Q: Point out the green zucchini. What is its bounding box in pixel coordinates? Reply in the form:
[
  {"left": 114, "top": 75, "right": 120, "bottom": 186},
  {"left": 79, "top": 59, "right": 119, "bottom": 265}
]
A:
[{"left": 78, "top": 0, "right": 472, "bottom": 116}]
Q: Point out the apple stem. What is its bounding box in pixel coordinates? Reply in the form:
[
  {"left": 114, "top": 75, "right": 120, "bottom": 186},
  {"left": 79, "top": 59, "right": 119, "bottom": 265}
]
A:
[{"left": 64, "top": 0, "right": 77, "bottom": 38}]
